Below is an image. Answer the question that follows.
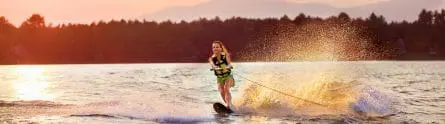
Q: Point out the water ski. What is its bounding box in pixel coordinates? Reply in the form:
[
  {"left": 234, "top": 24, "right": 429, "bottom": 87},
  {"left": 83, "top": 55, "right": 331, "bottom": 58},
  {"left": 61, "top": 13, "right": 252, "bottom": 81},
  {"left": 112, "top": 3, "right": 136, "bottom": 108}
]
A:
[{"left": 213, "top": 102, "right": 233, "bottom": 115}]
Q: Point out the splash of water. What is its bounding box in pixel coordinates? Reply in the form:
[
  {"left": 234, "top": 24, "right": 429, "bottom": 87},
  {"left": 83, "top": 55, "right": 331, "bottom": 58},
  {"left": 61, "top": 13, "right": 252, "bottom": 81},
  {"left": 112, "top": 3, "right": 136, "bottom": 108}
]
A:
[
  {"left": 241, "top": 19, "right": 377, "bottom": 61},
  {"left": 233, "top": 74, "right": 394, "bottom": 117},
  {"left": 234, "top": 17, "right": 393, "bottom": 117},
  {"left": 350, "top": 86, "right": 394, "bottom": 115},
  {"left": 233, "top": 74, "right": 359, "bottom": 116}
]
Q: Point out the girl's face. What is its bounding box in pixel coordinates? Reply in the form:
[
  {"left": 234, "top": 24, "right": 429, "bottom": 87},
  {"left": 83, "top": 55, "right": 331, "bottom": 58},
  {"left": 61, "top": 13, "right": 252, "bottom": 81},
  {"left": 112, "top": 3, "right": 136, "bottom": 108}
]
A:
[{"left": 212, "top": 43, "right": 222, "bottom": 54}]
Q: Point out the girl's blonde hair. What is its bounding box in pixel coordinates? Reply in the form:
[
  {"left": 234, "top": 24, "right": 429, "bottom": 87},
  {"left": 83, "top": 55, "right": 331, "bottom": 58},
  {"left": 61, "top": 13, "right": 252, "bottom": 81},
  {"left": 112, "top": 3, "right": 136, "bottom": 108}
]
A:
[{"left": 213, "top": 40, "right": 229, "bottom": 56}]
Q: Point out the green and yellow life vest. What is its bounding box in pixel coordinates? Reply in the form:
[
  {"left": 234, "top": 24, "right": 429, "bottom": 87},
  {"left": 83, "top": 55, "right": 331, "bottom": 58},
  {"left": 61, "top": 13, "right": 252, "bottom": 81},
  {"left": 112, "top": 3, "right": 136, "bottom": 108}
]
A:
[{"left": 212, "top": 54, "right": 231, "bottom": 78}]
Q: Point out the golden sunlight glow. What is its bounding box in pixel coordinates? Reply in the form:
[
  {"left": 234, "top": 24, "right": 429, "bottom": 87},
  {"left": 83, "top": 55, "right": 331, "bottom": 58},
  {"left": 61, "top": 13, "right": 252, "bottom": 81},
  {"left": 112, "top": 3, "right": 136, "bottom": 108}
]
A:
[
  {"left": 311, "top": 52, "right": 338, "bottom": 61},
  {"left": 11, "top": 66, "right": 54, "bottom": 101}
]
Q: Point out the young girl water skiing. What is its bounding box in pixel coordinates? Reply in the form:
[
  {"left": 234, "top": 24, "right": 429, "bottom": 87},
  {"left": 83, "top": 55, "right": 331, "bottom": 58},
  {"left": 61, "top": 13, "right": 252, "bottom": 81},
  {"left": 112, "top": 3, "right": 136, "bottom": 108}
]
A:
[{"left": 209, "top": 40, "right": 235, "bottom": 110}]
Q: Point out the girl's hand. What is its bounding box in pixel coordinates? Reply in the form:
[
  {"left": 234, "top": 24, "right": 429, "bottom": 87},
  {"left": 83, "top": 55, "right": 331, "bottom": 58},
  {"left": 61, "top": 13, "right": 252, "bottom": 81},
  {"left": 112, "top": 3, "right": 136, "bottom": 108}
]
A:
[
  {"left": 226, "top": 65, "right": 232, "bottom": 69},
  {"left": 212, "top": 65, "right": 218, "bottom": 69}
]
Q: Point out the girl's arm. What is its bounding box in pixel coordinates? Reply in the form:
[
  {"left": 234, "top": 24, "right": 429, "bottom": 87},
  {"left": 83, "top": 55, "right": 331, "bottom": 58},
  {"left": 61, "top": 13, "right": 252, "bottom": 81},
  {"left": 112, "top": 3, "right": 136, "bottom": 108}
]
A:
[
  {"left": 226, "top": 53, "right": 233, "bottom": 68},
  {"left": 209, "top": 57, "right": 217, "bottom": 68}
]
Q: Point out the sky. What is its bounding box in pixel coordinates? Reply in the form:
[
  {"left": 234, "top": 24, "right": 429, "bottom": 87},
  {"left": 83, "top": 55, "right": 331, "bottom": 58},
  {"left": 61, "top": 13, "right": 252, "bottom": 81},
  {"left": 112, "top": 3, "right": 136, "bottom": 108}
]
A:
[{"left": 1, "top": 0, "right": 445, "bottom": 27}]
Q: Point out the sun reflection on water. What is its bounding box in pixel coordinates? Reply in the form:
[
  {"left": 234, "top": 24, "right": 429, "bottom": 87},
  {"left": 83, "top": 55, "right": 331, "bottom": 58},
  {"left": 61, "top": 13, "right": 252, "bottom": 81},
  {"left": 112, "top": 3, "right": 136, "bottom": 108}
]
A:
[{"left": 11, "top": 66, "right": 54, "bottom": 101}]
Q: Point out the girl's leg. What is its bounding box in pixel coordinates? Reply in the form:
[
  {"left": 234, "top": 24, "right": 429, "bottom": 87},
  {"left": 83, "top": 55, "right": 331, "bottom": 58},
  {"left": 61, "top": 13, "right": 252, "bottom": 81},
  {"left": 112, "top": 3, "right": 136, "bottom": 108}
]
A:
[
  {"left": 218, "top": 82, "right": 227, "bottom": 103},
  {"left": 224, "top": 77, "right": 234, "bottom": 109}
]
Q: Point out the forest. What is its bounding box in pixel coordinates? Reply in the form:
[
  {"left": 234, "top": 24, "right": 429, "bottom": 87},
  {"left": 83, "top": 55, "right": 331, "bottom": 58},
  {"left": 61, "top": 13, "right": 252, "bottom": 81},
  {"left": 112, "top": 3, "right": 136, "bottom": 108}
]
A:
[{"left": 1, "top": 9, "right": 445, "bottom": 64}]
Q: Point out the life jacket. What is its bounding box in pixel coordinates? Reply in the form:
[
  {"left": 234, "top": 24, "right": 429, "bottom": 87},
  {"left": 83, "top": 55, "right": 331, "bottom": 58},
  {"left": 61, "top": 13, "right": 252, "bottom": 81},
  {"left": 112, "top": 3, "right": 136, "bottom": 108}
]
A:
[{"left": 212, "top": 54, "right": 231, "bottom": 78}]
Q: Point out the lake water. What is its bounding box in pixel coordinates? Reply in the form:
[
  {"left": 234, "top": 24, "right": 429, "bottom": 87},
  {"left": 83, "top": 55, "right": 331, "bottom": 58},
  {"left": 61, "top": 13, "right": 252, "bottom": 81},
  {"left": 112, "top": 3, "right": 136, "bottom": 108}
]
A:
[{"left": 0, "top": 61, "right": 444, "bottom": 123}]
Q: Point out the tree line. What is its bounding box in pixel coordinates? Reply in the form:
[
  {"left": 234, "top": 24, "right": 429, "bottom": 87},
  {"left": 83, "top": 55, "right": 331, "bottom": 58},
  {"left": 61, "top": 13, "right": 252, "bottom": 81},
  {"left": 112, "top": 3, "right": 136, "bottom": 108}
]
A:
[{"left": 1, "top": 9, "right": 445, "bottom": 64}]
